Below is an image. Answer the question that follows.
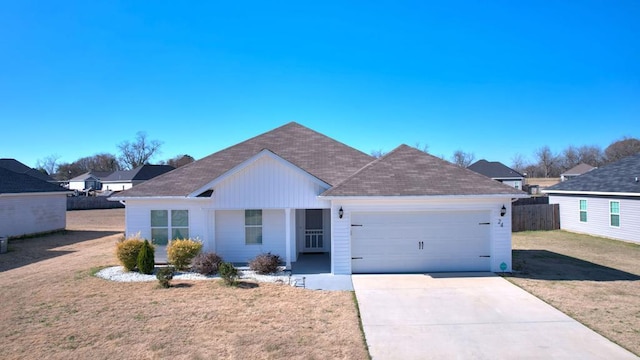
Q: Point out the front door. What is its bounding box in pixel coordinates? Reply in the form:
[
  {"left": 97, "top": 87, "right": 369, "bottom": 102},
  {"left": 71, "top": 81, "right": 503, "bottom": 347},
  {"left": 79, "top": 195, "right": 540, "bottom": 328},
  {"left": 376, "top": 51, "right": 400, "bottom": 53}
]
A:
[{"left": 304, "top": 209, "right": 324, "bottom": 252}]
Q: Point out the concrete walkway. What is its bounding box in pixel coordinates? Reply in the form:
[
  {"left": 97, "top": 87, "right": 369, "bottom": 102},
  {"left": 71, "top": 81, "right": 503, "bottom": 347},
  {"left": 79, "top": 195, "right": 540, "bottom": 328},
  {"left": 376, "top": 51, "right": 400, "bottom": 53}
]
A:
[{"left": 352, "top": 273, "right": 638, "bottom": 359}]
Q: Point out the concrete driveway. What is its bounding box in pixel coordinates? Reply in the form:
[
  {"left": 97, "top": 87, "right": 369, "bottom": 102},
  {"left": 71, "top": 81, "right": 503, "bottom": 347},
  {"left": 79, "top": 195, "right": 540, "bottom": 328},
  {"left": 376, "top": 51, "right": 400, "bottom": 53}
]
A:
[{"left": 352, "top": 273, "right": 638, "bottom": 359}]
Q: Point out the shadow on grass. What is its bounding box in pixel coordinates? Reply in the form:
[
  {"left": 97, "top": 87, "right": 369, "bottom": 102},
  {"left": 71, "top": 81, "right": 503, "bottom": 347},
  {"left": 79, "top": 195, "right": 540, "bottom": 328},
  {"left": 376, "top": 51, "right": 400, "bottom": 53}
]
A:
[
  {"left": 172, "top": 283, "right": 194, "bottom": 288},
  {"left": 236, "top": 281, "right": 259, "bottom": 289},
  {"left": 0, "top": 230, "right": 120, "bottom": 272},
  {"left": 511, "top": 249, "right": 640, "bottom": 281}
]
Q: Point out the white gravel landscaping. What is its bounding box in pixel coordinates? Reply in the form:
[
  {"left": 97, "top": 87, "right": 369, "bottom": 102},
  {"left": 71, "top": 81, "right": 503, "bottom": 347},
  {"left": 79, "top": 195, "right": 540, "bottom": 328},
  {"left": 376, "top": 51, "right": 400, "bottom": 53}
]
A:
[{"left": 96, "top": 266, "right": 297, "bottom": 286}]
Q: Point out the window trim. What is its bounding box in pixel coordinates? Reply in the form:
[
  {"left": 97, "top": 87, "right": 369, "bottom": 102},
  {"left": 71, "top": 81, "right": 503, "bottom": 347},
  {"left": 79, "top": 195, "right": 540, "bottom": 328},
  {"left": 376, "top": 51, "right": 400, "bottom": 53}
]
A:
[
  {"left": 579, "top": 199, "right": 587, "bottom": 223},
  {"left": 150, "top": 209, "right": 190, "bottom": 245},
  {"left": 609, "top": 201, "right": 620, "bottom": 228},
  {"left": 245, "top": 209, "right": 263, "bottom": 245}
]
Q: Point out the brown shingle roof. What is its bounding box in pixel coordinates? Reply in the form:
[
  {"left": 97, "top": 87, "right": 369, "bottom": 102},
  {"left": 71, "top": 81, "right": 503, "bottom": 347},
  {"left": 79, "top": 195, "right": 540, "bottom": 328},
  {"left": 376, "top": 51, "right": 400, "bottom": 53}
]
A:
[
  {"left": 115, "top": 122, "right": 374, "bottom": 197},
  {"left": 323, "top": 145, "right": 527, "bottom": 197}
]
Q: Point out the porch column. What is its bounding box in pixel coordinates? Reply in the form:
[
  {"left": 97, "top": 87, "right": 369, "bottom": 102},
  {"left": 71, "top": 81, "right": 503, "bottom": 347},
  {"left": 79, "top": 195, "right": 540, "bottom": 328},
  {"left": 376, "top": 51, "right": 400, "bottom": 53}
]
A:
[{"left": 285, "top": 208, "right": 292, "bottom": 269}]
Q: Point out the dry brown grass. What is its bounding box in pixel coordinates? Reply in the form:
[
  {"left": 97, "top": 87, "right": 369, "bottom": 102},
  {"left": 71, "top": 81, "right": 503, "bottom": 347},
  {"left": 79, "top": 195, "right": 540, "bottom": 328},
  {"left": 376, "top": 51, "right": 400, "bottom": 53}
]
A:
[
  {"left": 507, "top": 230, "right": 640, "bottom": 355},
  {"left": 0, "top": 209, "right": 369, "bottom": 360}
]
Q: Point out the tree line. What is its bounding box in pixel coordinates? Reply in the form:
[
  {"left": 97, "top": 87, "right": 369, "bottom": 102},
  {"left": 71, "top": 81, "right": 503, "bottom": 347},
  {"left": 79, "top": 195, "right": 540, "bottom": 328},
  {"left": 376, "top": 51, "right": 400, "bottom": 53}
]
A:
[
  {"left": 371, "top": 136, "right": 640, "bottom": 178},
  {"left": 36, "top": 132, "right": 194, "bottom": 181}
]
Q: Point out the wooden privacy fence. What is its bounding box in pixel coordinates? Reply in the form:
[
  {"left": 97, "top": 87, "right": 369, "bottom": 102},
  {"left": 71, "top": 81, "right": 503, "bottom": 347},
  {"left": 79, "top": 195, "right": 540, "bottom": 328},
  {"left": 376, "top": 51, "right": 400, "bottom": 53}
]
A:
[{"left": 512, "top": 204, "right": 560, "bottom": 232}]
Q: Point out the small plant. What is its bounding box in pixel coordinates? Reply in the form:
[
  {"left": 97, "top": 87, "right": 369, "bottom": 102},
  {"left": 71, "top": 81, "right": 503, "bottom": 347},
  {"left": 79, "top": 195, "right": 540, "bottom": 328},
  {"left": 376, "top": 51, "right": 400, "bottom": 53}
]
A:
[
  {"left": 115, "top": 234, "right": 145, "bottom": 271},
  {"left": 219, "top": 262, "right": 239, "bottom": 286},
  {"left": 156, "top": 266, "right": 175, "bottom": 288},
  {"left": 137, "top": 239, "right": 155, "bottom": 275},
  {"left": 191, "top": 252, "right": 223, "bottom": 275},
  {"left": 249, "top": 252, "right": 282, "bottom": 274},
  {"left": 167, "top": 238, "right": 203, "bottom": 270}
]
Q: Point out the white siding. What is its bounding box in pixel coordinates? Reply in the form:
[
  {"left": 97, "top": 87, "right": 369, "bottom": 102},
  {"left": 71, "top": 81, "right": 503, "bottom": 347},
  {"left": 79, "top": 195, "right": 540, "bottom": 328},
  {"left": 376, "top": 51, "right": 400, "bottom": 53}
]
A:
[
  {"left": 68, "top": 181, "right": 86, "bottom": 191},
  {"left": 215, "top": 210, "right": 287, "bottom": 263},
  {"left": 212, "top": 154, "right": 330, "bottom": 209},
  {"left": 501, "top": 180, "right": 522, "bottom": 190},
  {"left": 123, "top": 198, "right": 210, "bottom": 248},
  {"left": 549, "top": 195, "right": 640, "bottom": 243},
  {"left": 104, "top": 182, "right": 133, "bottom": 191},
  {"left": 0, "top": 193, "right": 67, "bottom": 237},
  {"left": 330, "top": 197, "right": 514, "bottom": 274}
]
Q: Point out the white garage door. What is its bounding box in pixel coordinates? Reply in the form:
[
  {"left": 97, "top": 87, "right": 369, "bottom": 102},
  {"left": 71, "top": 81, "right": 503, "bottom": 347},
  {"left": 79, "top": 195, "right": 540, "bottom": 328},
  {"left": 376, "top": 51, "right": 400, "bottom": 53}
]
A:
[{"left": 351, "top": 211, "right": 491, "bottom": 273}]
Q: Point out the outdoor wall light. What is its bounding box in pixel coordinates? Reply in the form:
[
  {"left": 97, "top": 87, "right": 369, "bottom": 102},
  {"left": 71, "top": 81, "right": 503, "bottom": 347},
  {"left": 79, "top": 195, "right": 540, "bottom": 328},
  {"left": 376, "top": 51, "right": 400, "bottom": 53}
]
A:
[
  {"left": 338, "top": 206, "right": 344, "bottom": 219},
  {"left": 500, "top": 205, "right": 507, "bottom": 217}
]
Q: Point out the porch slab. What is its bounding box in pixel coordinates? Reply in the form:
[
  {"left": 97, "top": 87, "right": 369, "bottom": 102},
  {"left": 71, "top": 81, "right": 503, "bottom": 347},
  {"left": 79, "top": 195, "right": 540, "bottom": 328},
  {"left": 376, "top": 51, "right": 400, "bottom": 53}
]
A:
[{"left": 290, "top": 273, "right": 354, "bottom": 291}]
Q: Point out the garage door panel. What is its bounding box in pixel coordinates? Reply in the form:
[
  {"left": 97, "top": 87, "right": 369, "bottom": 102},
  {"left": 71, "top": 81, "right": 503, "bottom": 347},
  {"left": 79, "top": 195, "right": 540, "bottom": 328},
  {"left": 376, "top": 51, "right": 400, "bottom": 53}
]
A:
[{"left": 351, "top": 211, "right": 491, "bottom": 273}]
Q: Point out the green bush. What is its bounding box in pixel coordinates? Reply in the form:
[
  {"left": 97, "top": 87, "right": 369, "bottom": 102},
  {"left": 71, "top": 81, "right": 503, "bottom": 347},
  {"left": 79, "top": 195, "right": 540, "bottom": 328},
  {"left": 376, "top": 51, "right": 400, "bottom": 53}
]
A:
[
  {"left": 137, "top": 239, "right": 155, "bottom": 275},
  {"left": 219, "top": 262, "right": 239, "bottom": 286},
  {"left": 156, "top": 266, "right": 175, "bottom": 288},
  {"left": 191, "top": 252, "right": 223, "bottom": 275},
  {"left": 115, "top": 235, "right": 145, "bottom": 271},
  {"left": 249, "top": 252, "right": 282, "bottom": 274},
  {"left": 167, "top": 238, "right": 203, "bottom": 270}
]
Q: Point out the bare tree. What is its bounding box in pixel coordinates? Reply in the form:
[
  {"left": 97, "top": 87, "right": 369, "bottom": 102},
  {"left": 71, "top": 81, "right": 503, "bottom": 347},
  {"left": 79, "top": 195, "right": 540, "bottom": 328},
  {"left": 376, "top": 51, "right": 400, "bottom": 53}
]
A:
[
  {"left": 510, "top": 153, "right": 527, "bottom": 174},
  {"left": 604, "top": 137, "right": 640, "bottom": 164},
  {"left": 370, "top": 149, "right": 387, "bottom": 158},
  {"left": 118, "top": 132, "right": 163, "bottom": 169},
  {"left": 76, "top": 153, "right": 120, "bottom": 172},
  {"left": 414, "top": 142, "right": 429, "bottom": 153},
  {"left": 534, "top": 146, "right": 560, "bottom": 178},
  {"left": 561, "top": 145, "right": 580, "bottom": 171},
  {"left": 451, "top": 150, "right": 475, "bottom": 168},
  {"left": 577, "top": 145, "right": 604, "bottom": 167},
  {"left": 36, "top": 154, "right": 60, "bottom": 175}
]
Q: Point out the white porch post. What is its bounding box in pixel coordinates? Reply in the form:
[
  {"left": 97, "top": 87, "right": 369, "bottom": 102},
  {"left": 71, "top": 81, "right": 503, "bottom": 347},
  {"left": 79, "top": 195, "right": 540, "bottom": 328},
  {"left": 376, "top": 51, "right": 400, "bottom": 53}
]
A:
[{"left": 285, "top": 208, "right": 292, "bottom": 269}]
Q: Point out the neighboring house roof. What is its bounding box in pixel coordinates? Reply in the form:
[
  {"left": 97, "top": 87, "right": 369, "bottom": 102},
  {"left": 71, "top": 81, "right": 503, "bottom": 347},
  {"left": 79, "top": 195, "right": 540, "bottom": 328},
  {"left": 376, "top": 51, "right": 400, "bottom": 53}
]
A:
[
  {"left": 561, "top": 163, "right": 595, "bottom": 177},
  {"left": 0, "top": 167, "right": 68, "bottom": 194},
  {"left": 115, "top": 122, "right": 374, "bottom": 198},
  {"left": 102, "top": 165, "right": 175, "bottom": 183},
  {"left": 545, "top": 153, "right": 640, "bottom": 195},
  {"left": 467, "top": 160, "right": 524, "bottom": 179},
  {"left": 323, "top": 145, "right": 526, "bottom": 197},
  {"left": 69, "top": 171, "right": 114, "bottom": 182},
  {"left": 0, "top": 158, "right": 54, "bottom": 182}
]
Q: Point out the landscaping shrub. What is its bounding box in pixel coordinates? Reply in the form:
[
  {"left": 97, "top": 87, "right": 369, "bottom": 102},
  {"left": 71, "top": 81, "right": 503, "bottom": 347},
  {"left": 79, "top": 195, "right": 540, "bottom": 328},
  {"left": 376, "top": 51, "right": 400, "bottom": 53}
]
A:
[
  {"left": 156, "top": 266, "right": 175, "bottom": 288},
  {"left": 137, "top": 239, "right": 155, "bottom": 275},
  {"left": 167, "top": 238, "right": 203, "bottom": 270},
  {"left": 115, "top": 235, "right": 145, "bottom": 271},
  {"left": 219, "top": 262, "right": 239, "bottom": 286},
  {"left": 191, "top": 252, "right": 223, "bottom": 275},
  {"left": 249, "top": 252, "right": 282, "bottom": 274}
]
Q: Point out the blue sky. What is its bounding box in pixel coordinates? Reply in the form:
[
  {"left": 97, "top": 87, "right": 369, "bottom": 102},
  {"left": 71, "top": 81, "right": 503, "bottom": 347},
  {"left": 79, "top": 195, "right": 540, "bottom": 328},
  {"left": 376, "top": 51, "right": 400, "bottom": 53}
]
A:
[{"left": 1, "top": 1, "right": 638, "bottom": 169}]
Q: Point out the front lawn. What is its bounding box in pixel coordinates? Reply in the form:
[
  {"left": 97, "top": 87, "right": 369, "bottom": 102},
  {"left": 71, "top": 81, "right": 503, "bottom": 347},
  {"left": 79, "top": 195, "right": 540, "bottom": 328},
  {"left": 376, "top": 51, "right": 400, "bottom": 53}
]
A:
[{"left": 507, "top": 230, "right": 640, "bottom": 356}]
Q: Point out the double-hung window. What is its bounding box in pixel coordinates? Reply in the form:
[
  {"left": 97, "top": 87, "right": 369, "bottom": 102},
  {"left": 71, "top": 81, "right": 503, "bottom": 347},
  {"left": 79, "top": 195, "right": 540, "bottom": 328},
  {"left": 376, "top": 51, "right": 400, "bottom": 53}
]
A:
[
  {"left": 610, "top": 201, "right": 620, "bottom": 227},
  {"left": 245, "top": 210, "right": 262, "bottom": 245},
  {"left": 150, "top": 210, "right": 189, "bottom": 245},
  {"left": 579, "top": 200, "right": 587, "bottom": 222}
]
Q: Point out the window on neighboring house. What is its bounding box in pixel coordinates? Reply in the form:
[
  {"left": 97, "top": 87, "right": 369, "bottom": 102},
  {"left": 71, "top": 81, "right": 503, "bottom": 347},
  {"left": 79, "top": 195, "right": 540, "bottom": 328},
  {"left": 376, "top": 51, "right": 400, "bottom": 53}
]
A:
[
  {"left": 579, "top": 200, "right": 587, "bottom": 222},
  {"left": 245, "top": 209, "right": 262, "bottom": 245},
  {"left": 150, "top": 210, "right": 189, "bottom": 245},
  {"left": 610, "top": 201, "right": 620, "bottom": 227}
]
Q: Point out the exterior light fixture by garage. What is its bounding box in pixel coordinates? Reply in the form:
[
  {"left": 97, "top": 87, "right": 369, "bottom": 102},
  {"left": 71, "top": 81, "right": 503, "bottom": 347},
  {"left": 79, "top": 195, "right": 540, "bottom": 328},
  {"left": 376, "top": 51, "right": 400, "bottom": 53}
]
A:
[
  {"left": 338, "top": 207, "right": 344, "bottom": 219},
  {"left": 500, "top": 205, "right": 507, "bottom": 217}
]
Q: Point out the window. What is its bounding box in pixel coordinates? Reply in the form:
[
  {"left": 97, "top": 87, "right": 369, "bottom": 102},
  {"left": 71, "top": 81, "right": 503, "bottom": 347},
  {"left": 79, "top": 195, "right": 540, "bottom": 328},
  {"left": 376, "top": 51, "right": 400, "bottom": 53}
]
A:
[
  {"left": 245, "top": 209, "right": 262, "bottom": 244},
  {"left": 150, "top": 210, "right": 189, "bottom": 245},
  {"left": 579, "top": 200, "right": 587, "bottom": 222},
  {"left": 610, "top": 201, "right": 620, "bottom": 227}
]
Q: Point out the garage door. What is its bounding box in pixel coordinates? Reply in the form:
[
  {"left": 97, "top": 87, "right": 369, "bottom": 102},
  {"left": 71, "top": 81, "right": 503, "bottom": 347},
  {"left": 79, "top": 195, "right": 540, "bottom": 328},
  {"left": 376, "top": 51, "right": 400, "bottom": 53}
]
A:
[{"left": 351, "top": 211, "right": 491, "bottom": 273}]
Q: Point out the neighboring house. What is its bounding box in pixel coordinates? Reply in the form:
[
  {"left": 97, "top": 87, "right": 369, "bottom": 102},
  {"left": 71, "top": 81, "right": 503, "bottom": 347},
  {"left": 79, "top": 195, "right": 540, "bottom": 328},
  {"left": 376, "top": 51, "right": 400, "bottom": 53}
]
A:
[
  {"left": 560, "top": 163, "right": 596, "bottom": 182},
  {"left": 467, "top": 160, "right": 525, "bottom": 190},
  {"left": 0, "top": 167, "right": 69, "bottom": 238},
  {"left": 68, "top": 171, "right": 114, "bottom": 191},
  {"left": 102, "top": 165, "right": 175, "bottom": 191},
  {"left": 0, "top": 158, "right": 54, "bottom": 182},
  {"left": 544, "top": 154, "right": 640, "bottom": 244},
  {"left": 110, "top": 122, "right": 527, "bottom": 274}
]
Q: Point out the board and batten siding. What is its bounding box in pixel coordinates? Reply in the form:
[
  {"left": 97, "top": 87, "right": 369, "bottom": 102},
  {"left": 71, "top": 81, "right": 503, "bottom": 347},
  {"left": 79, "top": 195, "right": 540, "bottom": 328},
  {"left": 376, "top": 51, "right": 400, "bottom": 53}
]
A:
[
  {"left": 549, "top": 195, "right": 640, "bottom": 244},
  {"left": 215, "top": 210, "right": 287, "bottom": 263},
  {"left": 0, "top": 193, "right": 67, "bottom": 237},
  {"left": 211, "top": 154, "right": 330, "bottom": 210},
  {"left": 123, "top": 198, "right": 211, "bottom": 249},
  {"left": 330, "top": 197, "right": 514, "bottom": 274}
]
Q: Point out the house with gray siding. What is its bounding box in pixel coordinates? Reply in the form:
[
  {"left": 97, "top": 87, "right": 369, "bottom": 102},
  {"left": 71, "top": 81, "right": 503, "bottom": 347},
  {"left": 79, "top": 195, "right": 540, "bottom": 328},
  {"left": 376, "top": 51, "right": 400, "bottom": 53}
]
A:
[
  {"left": 544, "top": 153, "right": 640, "bottom": 244},
  {"left": 110, "top": 122, "right": 527, "bottom": 274}
]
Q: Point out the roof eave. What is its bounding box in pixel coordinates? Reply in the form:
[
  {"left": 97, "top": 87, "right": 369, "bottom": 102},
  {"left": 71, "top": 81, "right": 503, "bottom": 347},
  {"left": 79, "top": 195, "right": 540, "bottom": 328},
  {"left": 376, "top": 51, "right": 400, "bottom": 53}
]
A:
[
  {"left": 543, "top": 190, "right": 640, "bottom": 197},
  {"left": 319, "top": 193, "right": 530, "bottom": 200}
]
